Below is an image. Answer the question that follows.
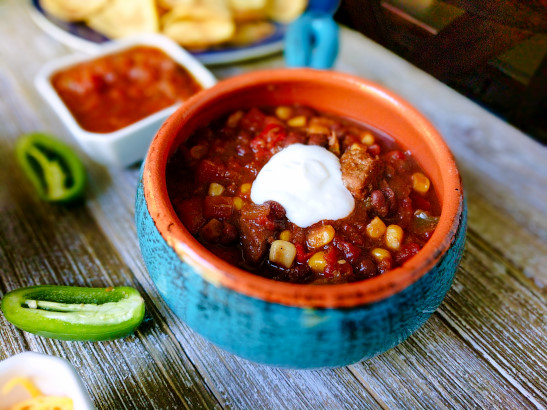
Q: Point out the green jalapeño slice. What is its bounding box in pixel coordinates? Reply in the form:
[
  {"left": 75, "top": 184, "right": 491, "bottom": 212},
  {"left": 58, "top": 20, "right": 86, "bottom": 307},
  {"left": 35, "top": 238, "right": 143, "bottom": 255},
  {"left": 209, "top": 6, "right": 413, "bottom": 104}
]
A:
[
  {"left": 16, "top": 133, "right": 86, "bottom": 203},
  {"left": 1, "top": 286, "right": 145, "bottom": 341}
]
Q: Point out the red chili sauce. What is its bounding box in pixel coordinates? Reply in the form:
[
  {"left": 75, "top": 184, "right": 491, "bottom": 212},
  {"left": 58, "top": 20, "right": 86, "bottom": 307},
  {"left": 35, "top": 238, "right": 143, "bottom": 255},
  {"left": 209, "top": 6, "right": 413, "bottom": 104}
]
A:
[
  {"left": 166, "top": 106, "right": 441, "bottom": 284},
  {"left": 51, "top": 46, "right": 202, "bottom": 133}
]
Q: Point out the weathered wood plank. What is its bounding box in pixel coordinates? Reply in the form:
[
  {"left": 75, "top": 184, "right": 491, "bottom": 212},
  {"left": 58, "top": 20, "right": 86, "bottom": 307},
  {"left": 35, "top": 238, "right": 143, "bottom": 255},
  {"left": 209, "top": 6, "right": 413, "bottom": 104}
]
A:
[
  {"left": 0, "top": 70, "right": 221, "bottom": 410},
  {"left": 1, "top": 0, "right": 546, "bottom": 408}
]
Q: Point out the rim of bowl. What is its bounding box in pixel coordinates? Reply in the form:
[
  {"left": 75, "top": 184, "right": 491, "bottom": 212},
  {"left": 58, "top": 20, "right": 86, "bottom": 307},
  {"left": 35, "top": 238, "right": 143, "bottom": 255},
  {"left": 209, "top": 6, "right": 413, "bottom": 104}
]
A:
[{"left": 142, "top": 68, "right": 464, "bottom": 309}]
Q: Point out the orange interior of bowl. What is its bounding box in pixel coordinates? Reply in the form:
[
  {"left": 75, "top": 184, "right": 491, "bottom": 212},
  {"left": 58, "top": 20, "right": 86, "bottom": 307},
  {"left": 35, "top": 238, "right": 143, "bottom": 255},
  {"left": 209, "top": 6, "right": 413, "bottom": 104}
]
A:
[{"left": 143, "top": 68, "right": 463, "bottom": 308}]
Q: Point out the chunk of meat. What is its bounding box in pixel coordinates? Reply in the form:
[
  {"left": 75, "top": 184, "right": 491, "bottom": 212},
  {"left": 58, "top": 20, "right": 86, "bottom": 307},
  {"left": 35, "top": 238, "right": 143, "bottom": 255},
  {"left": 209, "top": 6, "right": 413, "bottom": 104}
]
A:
[
  {"left": 340, "top": 145, "right": 383, "bottom": 200},
  {"left": 238, "top": 204, "right": 276, "bottom": 265}
]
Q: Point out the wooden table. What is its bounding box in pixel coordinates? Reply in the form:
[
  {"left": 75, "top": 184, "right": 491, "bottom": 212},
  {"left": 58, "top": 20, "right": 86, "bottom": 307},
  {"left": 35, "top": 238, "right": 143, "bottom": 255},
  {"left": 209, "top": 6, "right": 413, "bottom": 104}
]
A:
[{"left": 1, "top": 1, "right": 546, "bottom": 408}]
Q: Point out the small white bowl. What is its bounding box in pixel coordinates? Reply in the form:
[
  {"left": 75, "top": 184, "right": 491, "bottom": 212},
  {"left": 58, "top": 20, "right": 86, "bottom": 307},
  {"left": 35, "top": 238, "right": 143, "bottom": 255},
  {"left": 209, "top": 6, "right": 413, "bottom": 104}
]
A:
[
  {"left": 35, "top": 34, "right": 217, "bottom": 167},
  {"left": 0, "top": 351, "right": 93, "bottom": 410}
]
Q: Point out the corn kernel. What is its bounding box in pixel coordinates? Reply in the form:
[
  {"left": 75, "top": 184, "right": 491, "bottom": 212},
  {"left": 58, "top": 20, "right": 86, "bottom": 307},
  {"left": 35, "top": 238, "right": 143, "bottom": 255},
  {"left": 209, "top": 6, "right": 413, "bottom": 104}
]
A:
[
  {"left": 233, "top": 197, "right": 244, "bottom": 210},
  {"left": 269, "top": 240, "right": 296, "bottom": 268},
  {"left": 307, "top": 124, "right": 330, "bottom": 134},
  {"left": 208, "top": 182, "right": 225, "bottom": 196},
  {"left": 275, "top": 106, "right": 293, "bottom": 120},
  {"left": 288, "top": 115, "right": 307, "bottom": 127},
  {"left": 366, "top": 217, "right": 386, "bottom": 239},
  {"left": 279, "top": 230, "right": 291, "bottom": 241},
  {"left": 360, "top": 132, "right": 375, "bottom": 146},
  {"left": 227, "top": 110, "right": 244, "bottom": 128},
  {"left": 307, "top": 225, "right": 335, "bottom": 249},
  {"left": 308, "top": 251, "right": 327, "bottom": 273},
  {"left": 240, "top": 183, "right": 252, "bottom": 194},
  {"left": 371, "top": 248, "right": 391, "bottom": 262},
  {"left": 350, "top": 143, "right": 365, "bottom": 152},
  {"left": 328, "top": 133, "right": 340, "bottom": 155},
  {"left": 412, "top": 172, "right": 430, "bottom": 194},
  {"left": 385, "top": 225, "right": 404, "bottom": 250}
]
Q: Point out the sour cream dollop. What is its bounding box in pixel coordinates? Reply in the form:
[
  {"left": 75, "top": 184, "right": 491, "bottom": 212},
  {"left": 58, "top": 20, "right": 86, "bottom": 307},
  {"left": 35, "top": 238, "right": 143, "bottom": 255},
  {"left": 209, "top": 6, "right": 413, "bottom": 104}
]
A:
[{"left": 250, "top": 144, "right": 355, "bottom": 228}]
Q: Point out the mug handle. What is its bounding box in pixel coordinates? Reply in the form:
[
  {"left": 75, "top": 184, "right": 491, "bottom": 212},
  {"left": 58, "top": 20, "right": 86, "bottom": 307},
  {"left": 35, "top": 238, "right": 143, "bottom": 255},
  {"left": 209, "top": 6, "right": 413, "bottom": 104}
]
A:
[{"left": 284, "top": 11, "right": 339, "bottom": 69}]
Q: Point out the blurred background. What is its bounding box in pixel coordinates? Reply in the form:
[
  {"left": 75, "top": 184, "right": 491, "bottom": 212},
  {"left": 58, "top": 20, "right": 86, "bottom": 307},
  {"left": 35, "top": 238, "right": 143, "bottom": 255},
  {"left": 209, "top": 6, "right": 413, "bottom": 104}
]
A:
[{"left": 334, "top": 0, "right": 547, "bottom": 144}]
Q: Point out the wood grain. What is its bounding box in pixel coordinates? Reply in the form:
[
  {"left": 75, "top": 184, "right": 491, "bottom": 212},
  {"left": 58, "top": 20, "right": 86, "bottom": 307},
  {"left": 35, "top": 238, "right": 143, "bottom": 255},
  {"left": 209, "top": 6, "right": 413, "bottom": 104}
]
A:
[{"left": 1, "top": 1, "right": 546, "bottom": 409}]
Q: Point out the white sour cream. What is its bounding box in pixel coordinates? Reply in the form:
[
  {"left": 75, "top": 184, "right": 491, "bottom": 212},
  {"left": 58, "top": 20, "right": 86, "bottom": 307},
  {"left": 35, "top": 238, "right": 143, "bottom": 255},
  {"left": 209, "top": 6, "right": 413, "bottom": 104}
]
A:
[{"left": 250, "top": 144, "right": 355, "bottom": 228}]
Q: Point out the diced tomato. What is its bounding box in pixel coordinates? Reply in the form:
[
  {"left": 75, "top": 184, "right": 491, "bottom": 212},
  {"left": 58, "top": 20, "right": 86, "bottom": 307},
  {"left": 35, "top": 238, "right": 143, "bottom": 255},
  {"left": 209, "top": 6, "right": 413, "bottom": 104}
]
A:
[
  {"left": 324, "top": 260, "right": 353, "bottom": 280},
  {"left": 240, "top": 107, "right": 267, "bottom": 132},
  {"left": 174, "top": 198, "right": 204, "bottom": 235},
  {"left": 295, "top": 244, "right": 313, "bottom": 264},
  {"left": 411, "top": 191, "right": 431, "bottom": 211},
  {"left": 203, "top": 196, "right": 234, "bottom": 219},
  {"left": 197, "top": 159, "right": 227, "bottom": 184},
  {"left": 250, "top": 123, "right": 287, "bottom": 157}
]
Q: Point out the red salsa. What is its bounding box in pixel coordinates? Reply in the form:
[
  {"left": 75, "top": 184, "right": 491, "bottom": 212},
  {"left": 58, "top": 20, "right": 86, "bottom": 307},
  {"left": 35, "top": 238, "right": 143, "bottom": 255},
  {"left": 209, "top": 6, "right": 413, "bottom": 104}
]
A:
[
  {"left": 167, "top": 105, "right": 441, "bottom": 284},
  {"left": 51, "top": 46, "right": 203, "bottom": 133}
]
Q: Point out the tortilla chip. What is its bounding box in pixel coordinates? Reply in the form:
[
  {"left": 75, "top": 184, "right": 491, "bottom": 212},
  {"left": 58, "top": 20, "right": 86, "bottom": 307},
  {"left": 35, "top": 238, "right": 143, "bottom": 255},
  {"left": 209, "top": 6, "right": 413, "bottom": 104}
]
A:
[
  {"left": 228, "top": 20, "right": 275, "bottom": 46},
  {"left": 158, "top": 0, "right": 196, "bottom": 10},
  {"left": 86, "top": 0, "right": 159, "bottom": 39},
  {"left": 39, "top": 0, "right": 109, "bottom": 21},
  {"left": 161, "top": 2, "right": 235, "bottom": 48},
  {"left": 266, "top": 0, "right": 307, "bottom": 23},
  {"left": 229, "top": 0, "right": 268, "bottom": 22}
]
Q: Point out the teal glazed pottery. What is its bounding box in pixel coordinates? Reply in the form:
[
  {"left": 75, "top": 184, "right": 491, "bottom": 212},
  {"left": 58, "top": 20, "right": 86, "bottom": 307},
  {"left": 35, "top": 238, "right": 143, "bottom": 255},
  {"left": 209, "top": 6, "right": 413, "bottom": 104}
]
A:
[{"left": 135, "top": 69, "right": 466, "bottom": 369}]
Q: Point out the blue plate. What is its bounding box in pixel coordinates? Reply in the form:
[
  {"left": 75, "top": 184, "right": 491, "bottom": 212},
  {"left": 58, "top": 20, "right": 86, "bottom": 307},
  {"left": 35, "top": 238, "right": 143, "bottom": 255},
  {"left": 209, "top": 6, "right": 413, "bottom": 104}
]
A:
[{"left": 29, "top": 0, "right": 287, "bottom": 65}]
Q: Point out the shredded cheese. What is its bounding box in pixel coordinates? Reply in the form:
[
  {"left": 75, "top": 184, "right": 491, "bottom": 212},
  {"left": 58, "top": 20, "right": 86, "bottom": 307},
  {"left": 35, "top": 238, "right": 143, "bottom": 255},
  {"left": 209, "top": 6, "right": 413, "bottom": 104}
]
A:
[{"left": 2, "top": 376, "right": 73, "bottom": 410}]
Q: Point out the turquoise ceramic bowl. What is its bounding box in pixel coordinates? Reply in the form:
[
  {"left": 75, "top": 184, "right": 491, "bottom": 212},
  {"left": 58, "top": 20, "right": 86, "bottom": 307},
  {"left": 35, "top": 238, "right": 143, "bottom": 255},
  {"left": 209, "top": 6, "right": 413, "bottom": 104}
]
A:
[{"left": 135, "top": 69, "right": 466, "bottom": 369}]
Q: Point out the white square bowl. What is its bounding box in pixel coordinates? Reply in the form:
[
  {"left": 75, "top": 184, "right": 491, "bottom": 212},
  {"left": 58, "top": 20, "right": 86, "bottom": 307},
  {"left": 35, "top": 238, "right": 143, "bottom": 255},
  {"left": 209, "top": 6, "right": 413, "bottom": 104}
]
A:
[
  {"left": 35, "top": 34, "right": 217, "bottom": 167},
  {"left": 0, "top": 351, "right": 93, "bottom": 410}
]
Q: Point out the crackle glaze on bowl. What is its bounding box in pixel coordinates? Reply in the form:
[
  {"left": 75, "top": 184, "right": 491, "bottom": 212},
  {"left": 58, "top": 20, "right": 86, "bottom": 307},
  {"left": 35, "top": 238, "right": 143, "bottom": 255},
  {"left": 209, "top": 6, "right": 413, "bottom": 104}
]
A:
[{"left": 135, "top": 69, "right": 466, "bottom": 368}]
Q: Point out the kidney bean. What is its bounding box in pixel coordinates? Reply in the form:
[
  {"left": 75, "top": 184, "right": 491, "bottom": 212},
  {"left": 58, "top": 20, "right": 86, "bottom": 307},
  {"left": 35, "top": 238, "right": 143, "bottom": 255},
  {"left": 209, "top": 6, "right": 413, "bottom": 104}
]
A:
[
  {"left": 395, "top": 243, "right": 421, "bottom": 265},
  {"left": 333, "top": 237, "right": 362, "bottom": 264},
  {"left": 382, "top": 187, "right": 397, "bottom": 214},
  {"left": 340, "top": 223, "right": 366, "bottom": 247},
  {"left": 354, "top": 257, "right": 378, "bottom": 279},
  {"left": 368, "top": 144, "right": 381, "bottom": 156},
  {"left": 397, "top": 197, "right": 413, "bottom": 228},
  {"left": 370, "top": 189, "right": 389, "bottom": 217}
]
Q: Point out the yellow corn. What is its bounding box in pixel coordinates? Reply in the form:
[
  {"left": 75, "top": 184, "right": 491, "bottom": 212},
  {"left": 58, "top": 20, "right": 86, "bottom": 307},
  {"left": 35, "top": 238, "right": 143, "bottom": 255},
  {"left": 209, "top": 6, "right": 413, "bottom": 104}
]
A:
[
  {"left": 385, "top": 225, "right": 404, "bottom": 250},
  {"left": 366, "top": 216, "right": 386, "bottom": 239},
  {"left": 208, "top": 182, "right": 225, "bottom": 196},
  {"left": 240, "top": 183, "right": 252, "bottom": 194},
  {"left": 227, "top": 110, "right": 244, "bottom": 128},
  {"left": 279, "top": 230, "right": 291, "bottom": 241},
  {"left": 328, "top": 132, "right": 340, "bottom": 155},
  {"left": 308, "top": 251, "right": 327, "bottom": 273},
  {"left": 233, "top": 197, "right": 244, "bottom": 210},
  {"left": 371, "top": 248, "right": 391, "bottom": 262},
  {"left": 307, "top": 225, "right": 335, "bottom": 249},
  {"left": 307, "top": 124, "right": 330, "bottom": 134},
  {"left": 412, "top": 172, "right": 430, "bottom": 194},
  {"left": 269, "top": 240, "right": 296, "bottom": 268},
  {"left": 288, "top": 115, "right": 307, "bottom": 127},
  {"left": 360, "top": 132, "right": 375, "bottom": 146},
  {"left": 275, "top": 106, "right": 293, "bottom": 120}
]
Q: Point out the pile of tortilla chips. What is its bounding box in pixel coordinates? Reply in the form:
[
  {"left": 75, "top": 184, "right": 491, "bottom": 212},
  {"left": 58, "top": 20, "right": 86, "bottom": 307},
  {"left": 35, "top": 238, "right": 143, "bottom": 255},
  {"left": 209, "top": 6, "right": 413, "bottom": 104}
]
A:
[{"left": 40, "top": 0, "right": 308, "bottom": 50}]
